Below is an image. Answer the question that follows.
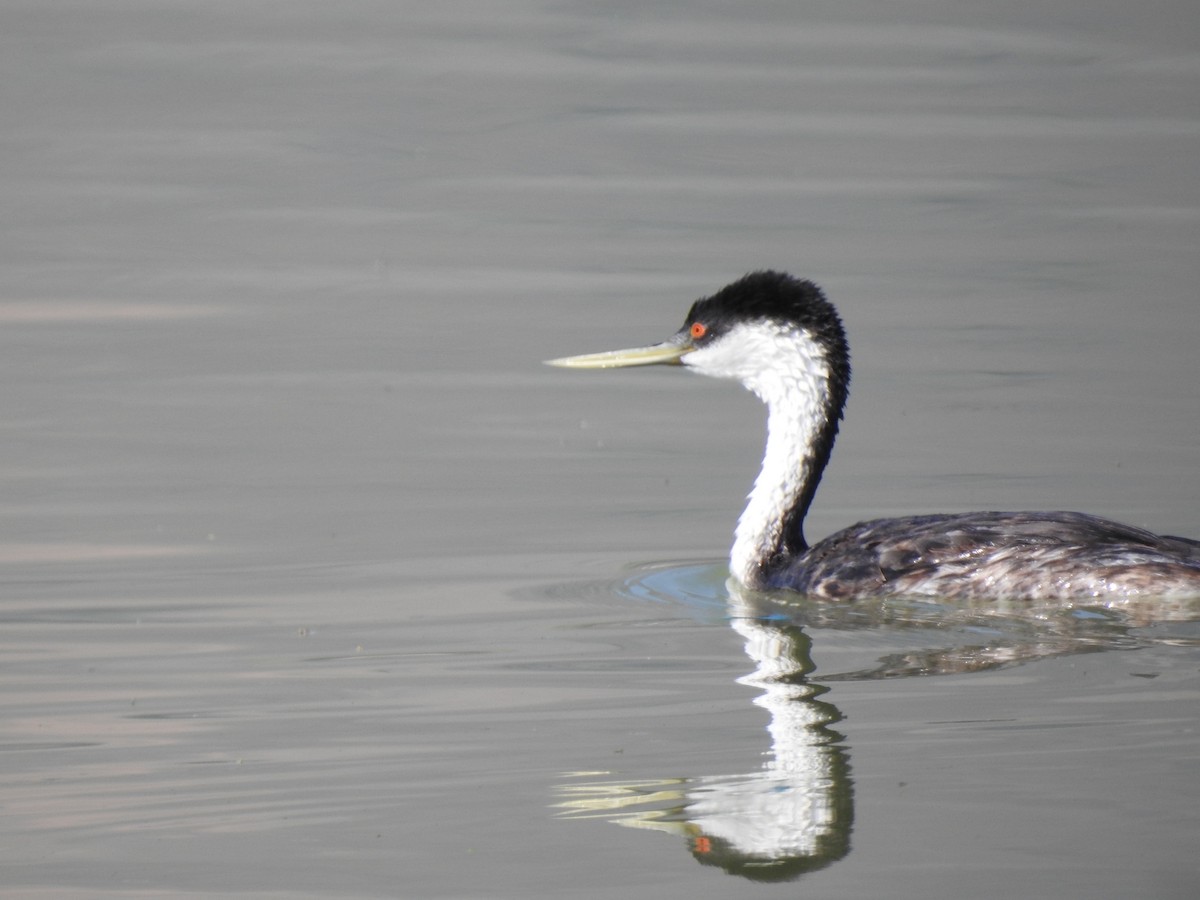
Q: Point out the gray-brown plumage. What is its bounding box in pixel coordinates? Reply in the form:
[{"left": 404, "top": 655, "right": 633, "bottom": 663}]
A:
[{"left": 778, "top": 509, "right": 1200, "bottom": 600}]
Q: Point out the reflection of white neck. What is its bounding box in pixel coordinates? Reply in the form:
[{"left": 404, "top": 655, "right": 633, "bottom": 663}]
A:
[
  {"left": 732, "top": 616, "right": 829, "bottom": 776},
  {"left": 683, "top": 609, "right": 839, "bottom": 858}
]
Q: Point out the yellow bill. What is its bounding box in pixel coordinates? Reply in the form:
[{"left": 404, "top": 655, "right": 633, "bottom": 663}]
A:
[{"left": 545, "top": 338, "right": 693, "bottom": 369}]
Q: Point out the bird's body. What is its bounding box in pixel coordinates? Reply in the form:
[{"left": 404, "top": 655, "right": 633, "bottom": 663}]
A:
[
  {"left": 547, "top": 271, "right": 1200, "bottom": 602},
  {"left": 772, "top": 510, "right": 1200, "bottom": 601}
]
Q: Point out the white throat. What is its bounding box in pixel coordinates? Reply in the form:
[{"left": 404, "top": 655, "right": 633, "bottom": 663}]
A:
[{"left": 685, "top": 321, "right": 834, "bottom": 586}]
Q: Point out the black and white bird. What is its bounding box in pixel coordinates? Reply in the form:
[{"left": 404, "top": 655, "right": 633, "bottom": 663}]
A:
[{"left": 547, "top": 271, "right": 1200, "bottom": 602}]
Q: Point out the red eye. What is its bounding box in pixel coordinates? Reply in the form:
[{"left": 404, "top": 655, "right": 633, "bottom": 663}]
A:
[{"left": 690, "top": 322, "right": 707, "bottom": 340}]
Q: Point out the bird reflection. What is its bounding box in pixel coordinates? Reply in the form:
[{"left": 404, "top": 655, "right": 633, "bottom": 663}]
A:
[
  {"left": 554, "top": 585, "right": 853, "bottom": 882},
  {"left": 553, "top": 567, "right": 1200, "bottom": 882}
]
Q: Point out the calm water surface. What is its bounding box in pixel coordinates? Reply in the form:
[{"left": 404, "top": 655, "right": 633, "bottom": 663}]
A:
[{"left": 2, "top": 2, "right": 1198, "bottom": 897}]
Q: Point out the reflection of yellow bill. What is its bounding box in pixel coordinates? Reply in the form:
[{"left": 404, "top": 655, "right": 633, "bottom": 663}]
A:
[{"left": 551, "top": 773, "right": 693, "bottom": 836}]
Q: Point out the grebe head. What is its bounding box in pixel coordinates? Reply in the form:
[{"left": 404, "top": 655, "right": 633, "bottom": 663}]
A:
[
  {"left": 546, "top": 270, "right": 848, "bottom": 390},
  {"left": 547, "top": 271, "right": 851, "bottom": 587},
  {"left": 673, "top": 272, "right": 849, "bottom": 408}
]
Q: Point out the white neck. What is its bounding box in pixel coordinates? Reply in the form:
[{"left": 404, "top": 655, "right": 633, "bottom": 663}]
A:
[{"left": 721, "top": 330, "right": 833, "bottom": 587}]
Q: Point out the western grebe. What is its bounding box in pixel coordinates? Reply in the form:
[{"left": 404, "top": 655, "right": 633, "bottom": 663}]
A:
[{"left": 547, "top": 271, "right": 1200, "bottom": 601}]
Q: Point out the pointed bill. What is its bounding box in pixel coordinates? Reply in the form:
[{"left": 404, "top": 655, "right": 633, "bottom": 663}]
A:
[{"left": 545, "top": 338, "right": 692, "bottom": 369}]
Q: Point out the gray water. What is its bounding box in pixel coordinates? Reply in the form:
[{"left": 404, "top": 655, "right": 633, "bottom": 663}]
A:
[{"left": 3, "top": 2, "right": 1199, "bottom": 897}]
